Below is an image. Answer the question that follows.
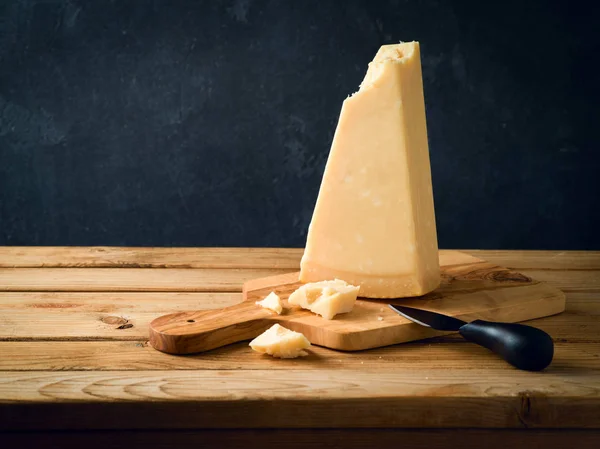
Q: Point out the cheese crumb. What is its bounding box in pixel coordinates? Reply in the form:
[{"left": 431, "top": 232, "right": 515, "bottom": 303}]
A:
[
  {"left": 249, "top": 324, "right": 311, "bottom": 358},
  {"left": 255, "top": 292, "right": 283, "bottom": 314},
  {"left": 288, "top": 279, "right": 360, "bottom": 320}
]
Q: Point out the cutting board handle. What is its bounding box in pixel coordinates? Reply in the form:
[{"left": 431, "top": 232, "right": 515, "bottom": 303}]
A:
[{"left": 149, "top": 301, "right": 276, "bottom": 354}]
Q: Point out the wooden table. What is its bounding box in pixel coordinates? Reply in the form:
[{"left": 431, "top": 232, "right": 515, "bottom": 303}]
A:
[{"left": 0, "top": 247, "right": 599, "bottom": 448}]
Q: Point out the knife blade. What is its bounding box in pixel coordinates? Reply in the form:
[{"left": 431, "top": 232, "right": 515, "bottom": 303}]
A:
[
  {"left": 388, "top": 304, "right": 554, "bottom": 371},
  {"left": 388, "top": 305, "right": 467, "bottom": 331}
]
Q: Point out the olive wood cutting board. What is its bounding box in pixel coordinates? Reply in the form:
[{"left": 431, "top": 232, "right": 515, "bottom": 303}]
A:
[{"left": 149, "top": 251, "right": 565, "bottom": 354}]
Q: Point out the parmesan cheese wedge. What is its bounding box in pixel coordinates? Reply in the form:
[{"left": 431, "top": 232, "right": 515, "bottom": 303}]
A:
[
  {"left": 300, "top": 42, "right": 440, "bottom": 298},
  {"left": 288, "top": 279, "right": 359, "bottom": 320},
  {"left": 249, "top": 324, "right": 311, "bottom": 358}
]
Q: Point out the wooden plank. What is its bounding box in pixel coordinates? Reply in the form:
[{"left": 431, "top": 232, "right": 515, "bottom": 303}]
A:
[
  {"left": 0, "top": 340, "right": 598, "bottom": 372},
  {"left": 2, "top": 247, "right": 599, "bottom": 270},
  {"left": 0, "top": 268, "right": 289, "bottom": 292},
  {"left": 2, "top": 429, "right": 599, "bottom": 449},
  {"left": 1, "top": 369, "right": 599, "bottom": 430},
  {"left": 1, "top": 267, "right": 596, "bottom": 295},
  {"left": 0, "top": 291, "right": 241, "bottom": 312},
  {"left": 467, "top": 250, "right": 600, "bottom": 270},
  {"left": 0, "top": 267, "right": 595, "bottom": 297},
  {"left": 0, "top": 311, "right": 159, "bottom": 340},
  {"left": 0, "top": 292, "right": 596, "bottom": 341},
  {"left": 0, "top": 247, "right": 304, "bottom": 269},
  {"left": 0, "top": 292, "right": 238, "bottom": 340}
]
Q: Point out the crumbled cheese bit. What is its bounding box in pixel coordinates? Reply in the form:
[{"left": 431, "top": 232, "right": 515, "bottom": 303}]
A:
[
  {"left": 288, "top": 279, "right": 359, "bottom": 319},
  {"left": 255, "top": 291, "right": 283, "bottom": 314},
  {"left": 249, "top": 324, "right": 311, "bottom": 359}
]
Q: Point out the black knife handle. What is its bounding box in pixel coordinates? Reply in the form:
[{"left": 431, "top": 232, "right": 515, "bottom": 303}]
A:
[{"left": 458, "top": 320, "right": 554, "bottom": 371}]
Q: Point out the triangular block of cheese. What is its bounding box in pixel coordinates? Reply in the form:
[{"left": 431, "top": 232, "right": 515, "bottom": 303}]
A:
[{"left": 300, "top": 42, "right": 440, "bottom": 298}]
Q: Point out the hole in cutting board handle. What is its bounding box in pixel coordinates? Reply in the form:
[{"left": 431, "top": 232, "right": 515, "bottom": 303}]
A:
[{"left": 187, "top": 319, "right": 195, "bottom": 323}]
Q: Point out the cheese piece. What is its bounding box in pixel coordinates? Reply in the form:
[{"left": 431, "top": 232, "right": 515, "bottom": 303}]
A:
[
  {"left": 300, "top": 41, "right": 440, "bottom": 298},
  {"left": 288, "top": 279, "right": 359, "bottom": 320},
  {"left": 249, "top": 324, "right": 311, "bottom": 358},
  {"left": 255, "top": 291, "right": 283, "bottom": 314}
]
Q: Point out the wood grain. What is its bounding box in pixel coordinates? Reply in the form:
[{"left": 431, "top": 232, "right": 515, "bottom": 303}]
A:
[
  {"left": 149, "top": 252, "right": 566, "bottom": 354},
  {"left": 0, "top": 247, "right": 597, "bottom": 438},
  {"left": 0, "top": 292, "right": 235, "bottom": 340},
  {"left": 2, "top": 247, "right": 599, "bottom": 270},
  {"left": 0, "top": 291, "right": 241, "bottom": 312},
  {"left": 2, "top": 429, "right": 600, "bottom": 449},
  {"left": 1, "top": 370, "right": 599, "bottom": 430},
  {"left": 0, "top": 246, "right": 304, "bottom": 269},
  {"left": 519, "top": 269, "right": 600, "bottom": 292},
  {"left": 0, "top": 340, "right": 599, "bottom": 371},
  {"left": 467, "top": 250, "right": 600, "bottom": 270},
  {"left": 149, "top": 302, "right": 276, "bottom": 353},
  {"left": 0, "top": 292, "right": 595, "bottom": 342},
  {"left": 1, "top": 266, "right": 594, "bottom": 293},
  {"left": 0, "top": 268, "right": 288, "bottom": 292},
  {"left": 0, "top": 310, "right": 159, "bottom": 340}
]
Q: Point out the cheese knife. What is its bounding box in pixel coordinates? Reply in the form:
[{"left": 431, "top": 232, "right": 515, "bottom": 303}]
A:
[{"left": 388, "top": 305, "right": 554, "bottom": 371}]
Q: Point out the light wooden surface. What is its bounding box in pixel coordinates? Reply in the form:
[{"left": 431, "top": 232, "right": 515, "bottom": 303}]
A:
[
  {"left": 149, "top": 251, "right": 564, "bottom": 354},
  {"left": 0, "top": 247, "right": 599, "bottom": 448}
]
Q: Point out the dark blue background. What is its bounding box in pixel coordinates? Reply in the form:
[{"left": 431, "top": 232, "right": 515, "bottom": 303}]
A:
[{"left": 1, "top": 0, "right": 599, "bottom": 249}]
